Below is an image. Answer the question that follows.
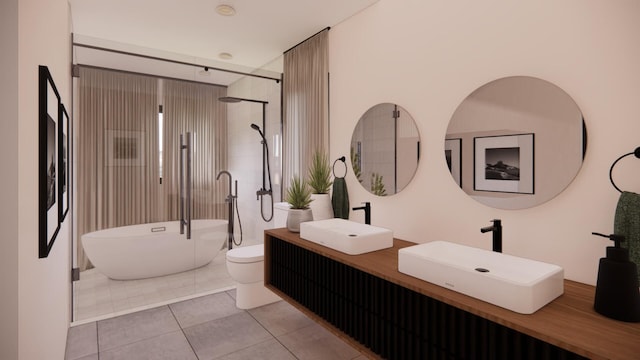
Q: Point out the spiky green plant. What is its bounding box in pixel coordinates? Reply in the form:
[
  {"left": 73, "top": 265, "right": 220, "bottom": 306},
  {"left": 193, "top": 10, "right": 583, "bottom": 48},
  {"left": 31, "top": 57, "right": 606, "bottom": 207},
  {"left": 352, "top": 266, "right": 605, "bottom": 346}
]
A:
[
  {"left": 285, "top": 175, "right": 312, "bottom": 209},
  {"left": 308, "top": 150, "right": 332, "bottom": 194},
  {"left": 370, "top": 173, "right": 387, "bottom": 196},
  {"left": 350, "top": 147, "right": 363, "bottom": 184}
]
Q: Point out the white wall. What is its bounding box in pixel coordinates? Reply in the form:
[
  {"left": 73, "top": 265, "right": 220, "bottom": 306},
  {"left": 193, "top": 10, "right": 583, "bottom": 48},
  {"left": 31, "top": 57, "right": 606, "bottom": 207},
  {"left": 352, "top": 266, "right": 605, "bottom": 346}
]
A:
[
  {"left": 0, "top": 0, "right": 20, "bottom": 358},
  {"left": 14, "top": 0, "right": 72, "bottom": 359},
  {"left": 330, "top": 0, "right": 640, "bottom": 285}
]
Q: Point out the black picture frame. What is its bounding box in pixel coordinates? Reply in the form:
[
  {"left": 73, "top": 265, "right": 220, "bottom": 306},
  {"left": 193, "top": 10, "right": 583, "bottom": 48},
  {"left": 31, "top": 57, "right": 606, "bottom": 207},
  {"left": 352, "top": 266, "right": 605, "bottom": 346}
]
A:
[
  {"left": 473, "top": 133, "right": 535, "bottom": 194},
  {"left": 39, "top": 65, "right": 61, "bottom": 258},
  {"left": 445, "top": 138, "right": 462, "bottom": 188},
  {"left": 59, "top": 103, "right": 69, "bottom": 221}
]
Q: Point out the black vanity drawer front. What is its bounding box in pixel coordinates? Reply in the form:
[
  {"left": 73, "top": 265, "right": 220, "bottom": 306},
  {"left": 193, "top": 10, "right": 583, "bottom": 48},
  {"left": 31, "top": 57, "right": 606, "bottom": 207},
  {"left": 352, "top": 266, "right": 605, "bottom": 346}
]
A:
[{"left": 268, "top": 237, "right": 584, "bottom": 360}]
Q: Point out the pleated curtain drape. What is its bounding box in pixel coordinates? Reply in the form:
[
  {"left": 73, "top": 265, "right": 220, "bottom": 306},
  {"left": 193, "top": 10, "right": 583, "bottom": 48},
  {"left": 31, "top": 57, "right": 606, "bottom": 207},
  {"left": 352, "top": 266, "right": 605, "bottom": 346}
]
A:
[
  {"left": 77, "top": 68, "right": 228, "bottom": 270},
  {"left": 282, "top": 29, "right": 329, "bottom": 190},
  {"left": 161, "top": 79, "right": 228, "bottom": 222},
  {"left": 77, "top": 67, "right": 160, "bottom": 270}
]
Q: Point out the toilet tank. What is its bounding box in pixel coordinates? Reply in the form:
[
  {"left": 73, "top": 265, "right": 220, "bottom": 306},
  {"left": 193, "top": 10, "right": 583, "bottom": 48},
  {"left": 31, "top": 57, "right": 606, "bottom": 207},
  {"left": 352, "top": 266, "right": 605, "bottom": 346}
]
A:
[{"left": 273, "top": 202, "right": 291, "bottom": 228}]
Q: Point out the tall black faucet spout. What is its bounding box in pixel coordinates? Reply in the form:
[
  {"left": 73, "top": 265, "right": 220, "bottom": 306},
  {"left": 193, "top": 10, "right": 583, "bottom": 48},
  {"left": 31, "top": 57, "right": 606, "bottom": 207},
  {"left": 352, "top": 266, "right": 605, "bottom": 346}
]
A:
[
  {"left": 480, "top": 226, "right": 493, "bottom": 233},
  {"left": 216, "top": 170, "right": 233, "bottom": 201},
  {"left": 216, "top": 170, "right": 235, "bottom": 249},
  {"left": 352, "top": 202, "right": 371, "bottom": 225},
  {"left": 481, "top": 219, "right": 502, "bottom": 253}
]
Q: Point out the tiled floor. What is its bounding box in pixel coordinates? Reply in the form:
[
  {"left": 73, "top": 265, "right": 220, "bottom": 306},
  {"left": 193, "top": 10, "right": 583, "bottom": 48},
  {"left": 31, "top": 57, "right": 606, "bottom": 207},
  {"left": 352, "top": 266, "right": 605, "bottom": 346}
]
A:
[
  {"left": 74, "top": 248, "right": 235, "bottom": 321},
  {"left": 66, "top": 290, "right": 367, "bottom": 360}
]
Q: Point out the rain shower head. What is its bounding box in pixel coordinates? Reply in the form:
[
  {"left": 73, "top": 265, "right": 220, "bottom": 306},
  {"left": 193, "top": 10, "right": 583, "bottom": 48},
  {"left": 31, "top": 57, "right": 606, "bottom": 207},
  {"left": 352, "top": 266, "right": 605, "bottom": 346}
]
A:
[
  {"left": 218, "top": 96, "right": 269, "bottom": 104},
  {"left": 218, "top": 96, "right": 243, "bottom": 103}
]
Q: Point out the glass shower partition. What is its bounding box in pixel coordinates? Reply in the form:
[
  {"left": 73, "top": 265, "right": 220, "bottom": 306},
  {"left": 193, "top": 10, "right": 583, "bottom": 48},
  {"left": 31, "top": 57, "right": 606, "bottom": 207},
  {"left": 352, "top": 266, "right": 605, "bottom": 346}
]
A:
[
  {"left": 72, "top": 69, "right": 234, "bottom": 323},
  {"left": 72, "top": 63, "right": 282, "bottom": 323}
]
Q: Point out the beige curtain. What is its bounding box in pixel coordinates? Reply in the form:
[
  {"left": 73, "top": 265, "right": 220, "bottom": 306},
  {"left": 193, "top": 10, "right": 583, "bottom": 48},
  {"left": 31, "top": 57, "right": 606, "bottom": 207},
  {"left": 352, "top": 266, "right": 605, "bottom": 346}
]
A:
[
  {"left": 283, "top": 29, "right": 329, "bottom": 189},
  {"left": 162, "top": 79, "right": 228, "bottom": 221},
  {"left": 77, "top": 67, "right": 159, "bottom": 270}
]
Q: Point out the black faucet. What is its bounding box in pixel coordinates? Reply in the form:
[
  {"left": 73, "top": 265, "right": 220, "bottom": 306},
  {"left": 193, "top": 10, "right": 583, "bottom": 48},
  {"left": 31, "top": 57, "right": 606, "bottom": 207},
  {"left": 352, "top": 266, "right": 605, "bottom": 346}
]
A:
[
  {"left": 480, "top": 219, "right": 502, "bottom": 253},
  {"left": 352, "top": 202, "right": 371, "bottom": 225}
]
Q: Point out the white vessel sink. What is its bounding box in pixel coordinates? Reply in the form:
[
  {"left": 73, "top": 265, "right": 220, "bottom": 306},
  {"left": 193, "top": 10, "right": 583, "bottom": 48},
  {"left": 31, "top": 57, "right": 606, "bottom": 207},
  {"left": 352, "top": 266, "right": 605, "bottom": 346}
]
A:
[
  {"left": 398, "top": 241, "right": 564, "bottom": 314},
  {"left": 299, "top": 218, "right": 393, "bottom": 255}
]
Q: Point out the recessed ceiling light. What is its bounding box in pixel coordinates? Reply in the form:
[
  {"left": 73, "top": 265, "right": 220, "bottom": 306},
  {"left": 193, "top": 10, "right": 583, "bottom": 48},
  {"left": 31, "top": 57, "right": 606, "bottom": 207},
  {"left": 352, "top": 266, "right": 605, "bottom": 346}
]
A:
[
  {"left": 216, "top": 4, "right": 236, "bottom": 16},
  {"left": 218, "top": 52, "right": 233, "bottom": 60}
]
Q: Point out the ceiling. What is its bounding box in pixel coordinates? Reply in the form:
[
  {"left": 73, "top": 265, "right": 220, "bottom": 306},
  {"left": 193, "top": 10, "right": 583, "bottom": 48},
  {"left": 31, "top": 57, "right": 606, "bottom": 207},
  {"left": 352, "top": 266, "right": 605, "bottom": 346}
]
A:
[{"left": 70, "top": 0, "right": 379, "bottom": 85}]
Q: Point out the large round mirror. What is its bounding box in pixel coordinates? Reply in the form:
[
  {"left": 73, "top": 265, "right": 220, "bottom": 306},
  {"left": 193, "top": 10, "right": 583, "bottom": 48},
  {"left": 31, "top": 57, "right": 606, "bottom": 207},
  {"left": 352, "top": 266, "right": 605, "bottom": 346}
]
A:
[
  {"left": 351, "top": 103, "right": 420, "bottom": 196},
  {"left": 445, "top": 76, "right": 586, "bottom": 209}
]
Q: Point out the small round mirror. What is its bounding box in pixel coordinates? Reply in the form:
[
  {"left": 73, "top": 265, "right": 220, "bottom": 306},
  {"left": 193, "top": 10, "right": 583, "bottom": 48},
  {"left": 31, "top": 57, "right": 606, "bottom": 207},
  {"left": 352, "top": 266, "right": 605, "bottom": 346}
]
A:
[
  {"left": 351, "top": 103, "right": 420, "bottom": 196},
  {"left": 445, "top": 76, "right": 586, "bottom": 209}
]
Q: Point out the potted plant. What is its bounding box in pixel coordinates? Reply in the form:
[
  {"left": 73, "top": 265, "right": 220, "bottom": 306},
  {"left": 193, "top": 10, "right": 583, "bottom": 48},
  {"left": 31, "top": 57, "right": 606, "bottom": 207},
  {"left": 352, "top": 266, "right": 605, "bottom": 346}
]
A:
[
  {"left": 307, "top": 150, "right": 334, "bottom": 220},
  {"left": 285, "top": 175, "right": 313, "bottom": 232},
  {"left": 371, "top": 172, "right": 387, "bottom": 196},
  {"left": 351, "top": 146, "right": 363, "bottom": 184}
]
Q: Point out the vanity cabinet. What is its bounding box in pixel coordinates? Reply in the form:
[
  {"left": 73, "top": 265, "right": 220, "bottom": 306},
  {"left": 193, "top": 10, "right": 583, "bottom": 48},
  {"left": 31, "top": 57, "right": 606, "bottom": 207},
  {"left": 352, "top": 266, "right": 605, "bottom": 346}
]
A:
[{"left": 264, "top": 228, "right": 640, "bottom": 360}]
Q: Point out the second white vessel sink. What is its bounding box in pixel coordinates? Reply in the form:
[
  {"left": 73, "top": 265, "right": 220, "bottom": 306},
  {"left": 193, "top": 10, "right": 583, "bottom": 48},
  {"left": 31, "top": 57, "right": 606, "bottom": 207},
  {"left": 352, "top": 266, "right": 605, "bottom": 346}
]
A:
[
  {"left": 299, "top": 218, "right": 393, "bottom": 255},
  {"left": 398, "top": 241, "right": 564, "bottom": 314}
]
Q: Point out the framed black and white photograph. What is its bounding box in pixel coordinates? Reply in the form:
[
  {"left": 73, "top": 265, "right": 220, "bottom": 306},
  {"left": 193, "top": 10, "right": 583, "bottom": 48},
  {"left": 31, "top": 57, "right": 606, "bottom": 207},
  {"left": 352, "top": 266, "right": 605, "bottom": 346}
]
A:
[
  {"left": 39, "top": 65, "right": 61, "bottom": 258},
  {"left": 106, "top": 130, "right": 145, "bottom": 166},
  {"left": 59, "top": 104, "right": 69, "bottom": 221},
  {"left": 445, "top": 138, "right": 462, "bottom": 187},
  {"left": 474, "top": 133, "right": 534, "bottom": 194}
]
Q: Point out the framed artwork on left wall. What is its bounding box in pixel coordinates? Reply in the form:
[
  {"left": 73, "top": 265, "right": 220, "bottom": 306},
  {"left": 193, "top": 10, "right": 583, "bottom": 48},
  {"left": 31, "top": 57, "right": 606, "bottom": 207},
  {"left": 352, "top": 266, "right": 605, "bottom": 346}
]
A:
[
  {"left": 59, "top": 103, "right": 69, "bottom": 221},
  {"left": 39, "top": 65, "right": 61, "bottom": 258}
]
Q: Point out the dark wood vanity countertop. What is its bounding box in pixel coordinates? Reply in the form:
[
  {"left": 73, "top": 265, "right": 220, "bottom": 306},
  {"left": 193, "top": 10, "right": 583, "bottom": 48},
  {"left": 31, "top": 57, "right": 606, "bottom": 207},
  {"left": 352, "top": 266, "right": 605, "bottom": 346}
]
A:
[{"left": 265, "top": 228, "right": 640, "bottom": 360}]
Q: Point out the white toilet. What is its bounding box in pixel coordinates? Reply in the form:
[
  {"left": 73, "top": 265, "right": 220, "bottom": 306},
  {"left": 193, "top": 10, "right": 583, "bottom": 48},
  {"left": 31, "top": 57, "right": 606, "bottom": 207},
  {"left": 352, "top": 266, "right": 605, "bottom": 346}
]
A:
[{"left": 225, "top": 202, "right": 290, "bottom": 309}]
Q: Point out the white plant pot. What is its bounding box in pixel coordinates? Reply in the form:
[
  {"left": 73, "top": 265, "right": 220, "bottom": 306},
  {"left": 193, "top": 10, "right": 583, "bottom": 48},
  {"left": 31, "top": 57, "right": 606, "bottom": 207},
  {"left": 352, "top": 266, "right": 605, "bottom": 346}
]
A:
[
  {"left": 309, "top": 193, "right": 334, "bottom": 221},
  {"left": 287, "top": 208, "right": 313, "bottom": 233}
]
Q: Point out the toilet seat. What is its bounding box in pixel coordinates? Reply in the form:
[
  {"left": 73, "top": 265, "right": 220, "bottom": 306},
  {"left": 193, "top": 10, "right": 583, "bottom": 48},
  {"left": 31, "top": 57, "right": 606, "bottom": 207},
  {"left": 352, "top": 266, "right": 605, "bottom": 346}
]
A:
[{"left": 226, "top": 244, "right": 264, "bottom": 263}]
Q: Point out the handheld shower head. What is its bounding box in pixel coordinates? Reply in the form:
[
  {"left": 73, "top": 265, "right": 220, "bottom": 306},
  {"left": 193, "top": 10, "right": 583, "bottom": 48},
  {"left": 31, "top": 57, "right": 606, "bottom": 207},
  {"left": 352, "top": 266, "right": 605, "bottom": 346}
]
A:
[{"left": 250, "top": 123, "right": 265, "bottom": 139}]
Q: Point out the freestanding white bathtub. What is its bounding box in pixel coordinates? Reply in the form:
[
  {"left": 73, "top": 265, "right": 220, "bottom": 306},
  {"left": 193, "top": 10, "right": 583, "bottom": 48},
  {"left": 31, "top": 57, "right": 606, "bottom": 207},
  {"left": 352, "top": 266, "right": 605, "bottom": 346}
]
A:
[{"left": 82, "top": 219, "right": 228, "bottom": 280}]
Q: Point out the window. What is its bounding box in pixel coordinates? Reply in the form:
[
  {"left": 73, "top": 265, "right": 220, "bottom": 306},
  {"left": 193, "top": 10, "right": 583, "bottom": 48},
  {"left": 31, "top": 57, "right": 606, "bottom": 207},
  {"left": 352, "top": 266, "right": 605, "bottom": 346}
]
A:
[{"left": 158, "top": 105, "right": 163, "bottom": 182}]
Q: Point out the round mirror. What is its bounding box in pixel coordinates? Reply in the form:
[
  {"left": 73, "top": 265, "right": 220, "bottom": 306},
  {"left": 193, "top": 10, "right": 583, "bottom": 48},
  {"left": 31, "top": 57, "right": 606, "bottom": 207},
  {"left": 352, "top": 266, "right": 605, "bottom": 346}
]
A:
[
  {"left": 351, "top": 103, "right": 421, "bottom": 196},
  {"left": 445, "top": 76, "right": 586, "bottom": 209}
]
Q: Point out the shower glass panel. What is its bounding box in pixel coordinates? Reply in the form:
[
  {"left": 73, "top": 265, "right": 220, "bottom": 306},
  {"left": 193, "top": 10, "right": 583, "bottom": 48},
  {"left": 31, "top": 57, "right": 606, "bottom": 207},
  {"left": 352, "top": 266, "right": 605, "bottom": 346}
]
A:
[
  {"left": 73, "top": 68, "right": 233, "bottom": 322},
  {"left": 162, "top": 79, "right": 233, "bottom": 301},
  {"left": 225, "top": 77, "right": 283, "bottom": 243}
]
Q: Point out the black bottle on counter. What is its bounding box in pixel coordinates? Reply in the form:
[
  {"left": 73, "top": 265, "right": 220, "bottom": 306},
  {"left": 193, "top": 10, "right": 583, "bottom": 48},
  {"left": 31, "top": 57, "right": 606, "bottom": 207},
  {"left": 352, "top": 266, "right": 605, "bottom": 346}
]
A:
[{"left": 592, "top": 232, "right": 640, "bottom": 322}]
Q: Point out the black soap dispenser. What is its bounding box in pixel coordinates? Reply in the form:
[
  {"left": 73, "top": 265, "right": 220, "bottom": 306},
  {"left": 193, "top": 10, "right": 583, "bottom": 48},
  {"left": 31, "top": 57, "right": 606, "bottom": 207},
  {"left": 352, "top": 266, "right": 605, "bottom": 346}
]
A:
[{"left": 592, "top": 232, "right": 640, "bottom": 322}]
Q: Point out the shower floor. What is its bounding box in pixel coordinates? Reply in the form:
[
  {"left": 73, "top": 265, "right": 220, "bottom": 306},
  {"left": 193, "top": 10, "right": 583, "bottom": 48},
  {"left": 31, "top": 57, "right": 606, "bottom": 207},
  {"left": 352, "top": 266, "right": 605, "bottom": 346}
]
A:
[{"left": 73, "top": 248, "right": 235, "bottom": 322}]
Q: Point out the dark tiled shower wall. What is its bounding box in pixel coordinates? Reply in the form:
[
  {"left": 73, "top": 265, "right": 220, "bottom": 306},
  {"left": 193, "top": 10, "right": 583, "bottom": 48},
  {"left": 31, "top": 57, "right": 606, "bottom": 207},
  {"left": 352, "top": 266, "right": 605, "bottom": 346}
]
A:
[{"left": 268, "top": 237, "right": 586, "bottom": 360}]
